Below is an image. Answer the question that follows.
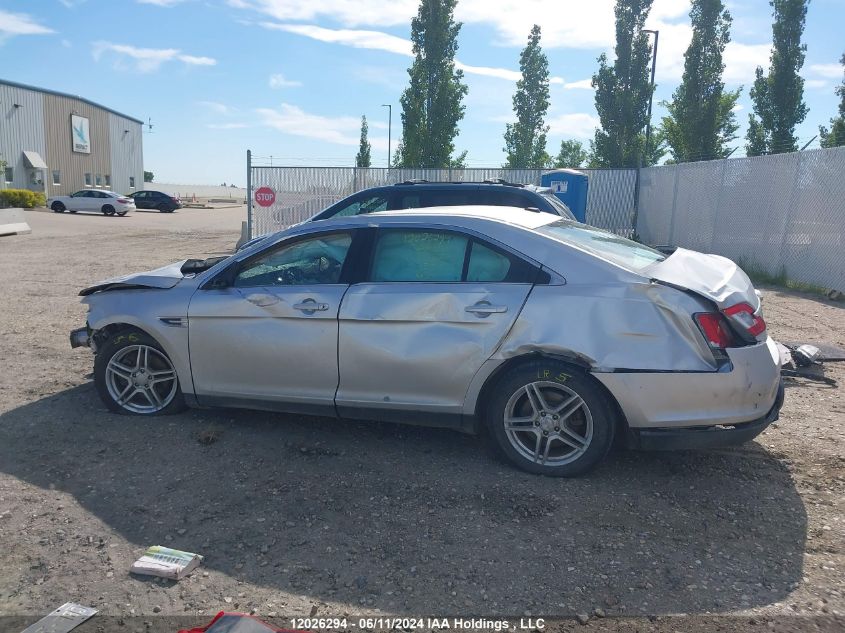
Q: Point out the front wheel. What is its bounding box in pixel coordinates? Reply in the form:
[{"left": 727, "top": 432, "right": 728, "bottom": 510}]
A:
[
  {"left": 486, "top": 361, "right": 616, "bottom": 477},
  {"left": 94, "top": 329, "right": 186, "bottom": 415}
]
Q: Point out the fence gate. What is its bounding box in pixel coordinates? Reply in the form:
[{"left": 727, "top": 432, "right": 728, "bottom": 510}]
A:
[{"left": 246, "top": 151, "right": 638, "bottom": 239}]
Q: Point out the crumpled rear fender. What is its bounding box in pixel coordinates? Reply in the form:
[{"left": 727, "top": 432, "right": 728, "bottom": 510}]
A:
[{"left": 461, "top": 281, "right": 717, "bottom": 415}]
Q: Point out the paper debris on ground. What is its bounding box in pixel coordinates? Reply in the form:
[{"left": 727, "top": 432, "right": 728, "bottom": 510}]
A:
[
  {"left": 130, "top": 545, "right": 203, "bottom": 580},
  {"left": 18, "top": 602, "right": 97, "bottom": 633}
]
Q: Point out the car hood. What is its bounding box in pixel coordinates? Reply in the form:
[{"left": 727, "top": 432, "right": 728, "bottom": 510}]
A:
[
  {"left": 79, "top": 260, "right": 187, "bottom": 296},
  {"left": 644, "top": 247, "right": 760, "bottom": 311}
]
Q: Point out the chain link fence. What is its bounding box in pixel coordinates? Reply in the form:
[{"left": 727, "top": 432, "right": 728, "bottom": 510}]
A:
[
  {"left": 247, "top": 162, "right": 637, "bottom": 238},
  {"left": 638, "top": 146, "right": 845, "bottom": 292}
]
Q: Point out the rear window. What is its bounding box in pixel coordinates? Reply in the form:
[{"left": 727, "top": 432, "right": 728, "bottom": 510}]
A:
[{"left": 537, "top": 220, "right": 665, "bottom": 271}]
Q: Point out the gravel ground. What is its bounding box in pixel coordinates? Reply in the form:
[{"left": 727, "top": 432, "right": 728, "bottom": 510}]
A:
[{"left": 0, "top": 208, "right": 843, "bottom": 632}]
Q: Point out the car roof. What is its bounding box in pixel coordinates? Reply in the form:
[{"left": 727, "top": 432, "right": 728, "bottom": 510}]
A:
[{"left": 318, "top": 205, "right": 560, "bottom": 230}]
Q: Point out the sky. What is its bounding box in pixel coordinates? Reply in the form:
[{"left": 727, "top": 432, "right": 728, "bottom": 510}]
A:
[{"left": 1, "top": 0, "right": 843, "bottom": 185}]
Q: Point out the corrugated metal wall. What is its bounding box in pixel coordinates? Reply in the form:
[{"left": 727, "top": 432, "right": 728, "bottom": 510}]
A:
[
  {"left": 108, "top": 113, "right": 144, "bottom": 195},
  {"left": 0, "top": 83, "right": 47, "bottom": 192},
  {"left": 43, "top": 93, "right": 113, "bottom": 196}
]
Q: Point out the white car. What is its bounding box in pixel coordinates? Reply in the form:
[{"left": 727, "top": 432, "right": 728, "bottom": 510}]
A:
[{"left": 47, "top": 190, "right": 136, "bottom": 216}]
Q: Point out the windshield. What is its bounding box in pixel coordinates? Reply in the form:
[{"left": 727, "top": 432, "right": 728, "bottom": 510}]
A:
[
  {"left": 540, "top": 193, "right": 576, "bottom": 219},
  {"left": 537, "top": 220, "right": 665, "bottom": 271}
]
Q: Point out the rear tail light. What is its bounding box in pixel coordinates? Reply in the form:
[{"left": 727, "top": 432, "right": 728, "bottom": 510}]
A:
[
  {"left": 723, "top": 302, "right": 766, "bottom": 337},
  {"left": 171, "top": 197, "right": 179, "bottom": 203},
  {"left": 117, "top": 197, "right": 131, "bottom": 203},
  {"left": 694, "top": 313, "right": 736, "bottom": 349}
]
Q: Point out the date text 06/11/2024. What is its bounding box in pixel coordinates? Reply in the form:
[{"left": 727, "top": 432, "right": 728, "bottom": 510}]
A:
[{"left": 288, "top": 617, "right": 546, "bottom": 631}]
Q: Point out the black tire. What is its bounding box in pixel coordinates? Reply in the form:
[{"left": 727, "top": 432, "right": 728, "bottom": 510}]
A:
[
  {"left": 486, "top": 360, "right": 616, "bottom": 477},
  {"left": 157, "top": 203, "right": 169, "bottom": 213},
  {"left": 93, "top": 328, "right": 187, "bottom": 416},
  {"left": 51, "top": 202, "right": 66, "bottom": 213},
  {"left": 102, "top": 205, "right": 115, "bottom": 216}
]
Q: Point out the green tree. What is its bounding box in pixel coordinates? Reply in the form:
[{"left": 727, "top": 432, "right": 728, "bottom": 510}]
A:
[
  {"left": 552, "top": 140, "right": 588, "bottom": 168},
  {"left": 396, "top": 0, "right": 468, "bottom": 167},
  {"left": 661, "top": 0, "right": 737, "bottom": 162},
  {"left": 663, "top": 89, "right": 741, "bottom": 162},
  {"left": 746, "top": 0, "right": 809, "bottom": 156},
  {"left": 144, "top": 170, "right": 154, "bottom": 182},
  {"left": 819, "top": 53, "right": 845, "bottom": 148},
  {"left": 355, "top": 115, "right": 372, "bottom": 168},
  {"left": 591, "top": 0, "right": 655, "bottom": 168},
  {"left": 503, "top": 25, "right": 551, "bottom": 168}
]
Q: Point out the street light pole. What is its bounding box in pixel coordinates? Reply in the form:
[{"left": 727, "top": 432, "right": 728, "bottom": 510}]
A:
[
  {"left": 381, "top": 104, "right": 392, "bottom": 167},
  {"left": 642, "top": 29, "right": 659, "bottom": 163}
]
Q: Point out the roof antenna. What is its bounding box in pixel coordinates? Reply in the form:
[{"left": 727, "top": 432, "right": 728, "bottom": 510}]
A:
[{"left": 145, "top": 117, "right": 154, "bottom": 134}]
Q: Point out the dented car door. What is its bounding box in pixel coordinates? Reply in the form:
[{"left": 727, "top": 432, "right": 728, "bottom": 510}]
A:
[{"left": 335, "top": 227, "right": 538, "bottom": 423}]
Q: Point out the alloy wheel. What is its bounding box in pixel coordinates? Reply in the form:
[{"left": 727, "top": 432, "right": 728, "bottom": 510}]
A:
[
  {"left": 105, "top": 344, "right": 178, "bottom": 414},
  {"left": 503, "top": 381, "right": 594, "bottom": 466}
]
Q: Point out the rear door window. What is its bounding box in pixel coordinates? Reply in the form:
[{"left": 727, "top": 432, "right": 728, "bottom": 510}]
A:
[{"left": 369, "top": 229, "right": 537, "bottom": 283}]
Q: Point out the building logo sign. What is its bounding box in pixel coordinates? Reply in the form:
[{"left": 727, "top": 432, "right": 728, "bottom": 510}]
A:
[{"left": 71, "top": 115, "right": 91, "bottom": 154}]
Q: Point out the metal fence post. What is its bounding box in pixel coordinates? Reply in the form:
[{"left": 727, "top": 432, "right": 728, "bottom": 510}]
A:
[
  {"left": 632, "top": 166, "right": 641, "bottom": 237},
  {"left": 667, "top": 164, "right": 681, "bottom": 246},
  {"left": 246, "top": 149, "right": 253, "bottom": 239}
]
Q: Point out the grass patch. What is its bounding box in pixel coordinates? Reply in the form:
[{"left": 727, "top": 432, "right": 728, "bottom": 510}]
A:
[{"left": 737, "top": 256, "right": 838, "bottom": 299}]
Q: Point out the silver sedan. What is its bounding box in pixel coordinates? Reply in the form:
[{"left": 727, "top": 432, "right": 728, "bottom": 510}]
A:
[{"left": 70, "top": 207, "right": 785, "bottom": 476}]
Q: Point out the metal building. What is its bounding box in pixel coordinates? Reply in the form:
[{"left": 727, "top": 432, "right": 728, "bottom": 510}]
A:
[{"left": 0, "top": 79, "right": 143, "bottom": 198}]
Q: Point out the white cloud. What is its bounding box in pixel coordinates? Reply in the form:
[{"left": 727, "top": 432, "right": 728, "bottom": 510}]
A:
[
  {"left": 808, "top": 63, "right": 843, "bottom": 79},
  {"left": 228, "top": 0, "right": 417, "bottom": 27},
  {"left": 256, "top": 103, "right": 389, "bottom": 150},
  {"left": 546, "top": 113, "right": 600, "bottom": 139},
  {"left": 263, "top": 22, "right": 555, "bottom": 83},
  {"left": 199, "top": 101, "right": 235, "bottom": 115},
  {"left": 92, "top": 41, "right": 216, "bottom": 72},
  {"left": 805, "top": 79, "right": 829, "bottom": 90},
  {"left": 563, "top": 78, "right": 594, "bottom": 90},
  {"left": 723, "top": 42, "right": 771, "bottom": 84},
  {"left": 269, "top": 73, "right": 302, "bottom": 88},
  {"left": 261, "top": 22, "right": 413, "bottom": 56},
  {"left": 206, "top": 122, "right": 249, "bottom": 129},
  {"left": 0, "top": 9, "right": 54, "bottom": 36},
  {"left": 180, "top": 54, "right": 216, "bottom": 66},
  {"left": 138, "top": 0, "right": 188, "bottom": 6}
]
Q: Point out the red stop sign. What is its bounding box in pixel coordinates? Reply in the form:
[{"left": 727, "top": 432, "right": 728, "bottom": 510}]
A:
[{"left": 254, "top": 186, "right": 276, "bottom": 207}]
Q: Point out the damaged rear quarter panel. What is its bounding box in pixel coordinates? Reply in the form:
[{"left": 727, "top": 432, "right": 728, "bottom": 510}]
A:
[{"left": 497, "top": 281, "right": 717, "bottom": 371}]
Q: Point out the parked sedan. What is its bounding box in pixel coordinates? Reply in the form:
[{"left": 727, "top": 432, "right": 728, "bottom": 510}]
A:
[
  {"left": 48, "top": 190, "right": 135, "bottom": 216},
  {"left": 69, "top": 207, "right": 784, "bottom": 476},
  {"left": 128, "top": 190, "right": 182, "bottom": 213}
]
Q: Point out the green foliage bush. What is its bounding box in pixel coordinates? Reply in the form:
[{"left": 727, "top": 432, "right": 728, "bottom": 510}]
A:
[{"left": 0, "top": 189, "right": 46, "bottom": 209}]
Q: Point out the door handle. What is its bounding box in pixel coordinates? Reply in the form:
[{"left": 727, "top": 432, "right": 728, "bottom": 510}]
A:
[
  {"left": 245, "top": 293, "right": 279, "bottom": 307},
  {"left": 465, "top": 302, "right": 508, "bottom": 317},
  {"left": 293, "top": 299, "right": 330, "bottom": 313}
]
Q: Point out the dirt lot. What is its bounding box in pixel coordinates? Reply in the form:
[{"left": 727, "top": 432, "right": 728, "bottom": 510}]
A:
[{"left": 1, "top": 208, "right": 843, "bottom": 632}]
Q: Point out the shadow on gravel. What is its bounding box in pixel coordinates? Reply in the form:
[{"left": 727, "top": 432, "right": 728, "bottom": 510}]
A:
[{"left": 0, "top": 383, "right": 807, "bottom": 616}]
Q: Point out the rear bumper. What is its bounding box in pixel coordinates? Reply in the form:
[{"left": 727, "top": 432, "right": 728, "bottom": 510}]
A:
[{"left": 632, "top": 377, "right": 784, "bottom": 450}]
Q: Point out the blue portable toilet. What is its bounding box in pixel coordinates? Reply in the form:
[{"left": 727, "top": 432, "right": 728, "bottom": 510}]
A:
[{"left": 541, "top": 169, "right": 589, "bottom": 223}]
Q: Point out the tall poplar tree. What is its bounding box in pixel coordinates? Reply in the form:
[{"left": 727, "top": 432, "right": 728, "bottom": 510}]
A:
[
  {"left": 355, "top": 115, "right": 372, "bottom": 168},
  {"left": 590, "top": 0, "right": 655, "bottom": 168},
  {"left": 746, "top": 0, "right": 809, "bottom": 155},
  {"left": 503, "top": 25, "right": 551, "bottom": 168},
  {"left": 819, "top": 53, "right": 845, "bottom": 148},
  {"left": 661, "top": 0, "right": 737, "bottom": 162},
  {"left": 397, "top": 0, "right": 468, "bottom": 167}
]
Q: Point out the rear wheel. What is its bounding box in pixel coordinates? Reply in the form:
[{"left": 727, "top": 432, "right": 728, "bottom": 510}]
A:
[
  {"left": 51, "top": 202, "right": 66, "bottom": 213},
  {"left": 157, "top": 203, "right": 169, "bottom": 213},
  {"left": 102, "top": 204, "right": 115, "bottom": 216},
  {"left": 486, "top": 360, "right": 616, "bottom": 477},
  {"left": 94, "top": 329, "right": 186, "bottom": 415}
]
